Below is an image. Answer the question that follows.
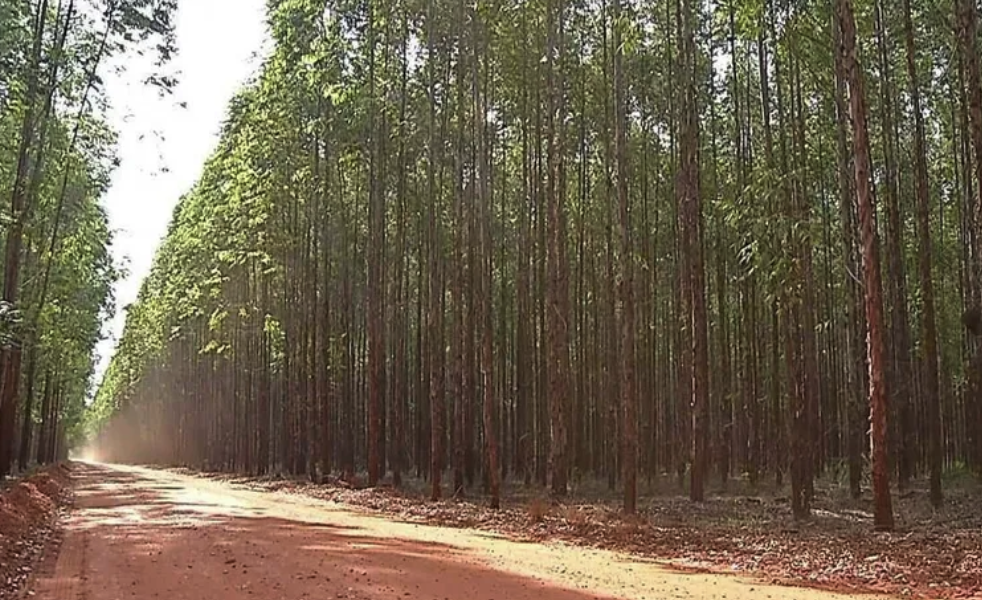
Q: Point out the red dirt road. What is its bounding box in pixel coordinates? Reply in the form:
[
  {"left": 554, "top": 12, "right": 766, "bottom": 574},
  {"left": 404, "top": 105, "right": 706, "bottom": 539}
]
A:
[{"left": 30, "top": 463, "right": 878, "bottom": 600}]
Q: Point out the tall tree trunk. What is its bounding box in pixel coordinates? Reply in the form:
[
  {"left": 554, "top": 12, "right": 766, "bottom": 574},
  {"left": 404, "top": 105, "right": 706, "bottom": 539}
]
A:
[
  {"left": 474, "top": 3, "right": 500, "bottom": 508},
  {"left": 452, "top": 0, "right": 467, "bottom": 498},
  {"left": 837, "top": 0, "right": 895, "bottom": 531},
  {"left": 546, "top": 0, "right": 570, "bottom": 498},
  {"left": 427, "top": 0, "right": 445, "bottom": 500},
  {"left": 958, "top": 0, "right": 982, "bottom": 476},
  {"left": 874, "top": 0, "right": 914, "bottom": 489},
  {"left": 903, "top": 0, "right": 942, "bottom": 507},
  {"left": 679, "top": 0, "right": 707, "bottom": 503},
  {"left": 0, "top": 0, "right": 49, "bottom": 479},
  {"left": 366, "top": 0, "right": 384, "bottom": 487},
  {"left": 391, "top": 10, "right": 410, "bottom": 487},
  {"left": 832, "top": 7, "right": 865, "bottom": 500},
  {"left": 611, "top": 0, "right": 637, "bottom": 514}
]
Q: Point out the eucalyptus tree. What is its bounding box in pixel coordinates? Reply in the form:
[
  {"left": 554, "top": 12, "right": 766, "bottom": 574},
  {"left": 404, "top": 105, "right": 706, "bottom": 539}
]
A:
[
  {"left": 85, "top": 0, "right": 982, "bottom": 529},
  {"left": 0, "top": 0, "right": 165, "bottom": 477}
]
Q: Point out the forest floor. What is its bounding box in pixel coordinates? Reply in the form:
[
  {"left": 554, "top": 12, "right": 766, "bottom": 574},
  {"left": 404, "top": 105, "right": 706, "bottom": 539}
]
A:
[
  {"left": 27, "top": 462, "right": 886, "bottom": 600},
  {"left": 159, "top": 467, "right": 982, "bottom": 600}
]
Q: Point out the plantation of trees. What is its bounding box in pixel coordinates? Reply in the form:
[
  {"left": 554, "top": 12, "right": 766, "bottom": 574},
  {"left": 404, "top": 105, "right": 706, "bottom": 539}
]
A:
[
  {"left": 0, "top": 0, "right": 175, "bottom": 482},
  {"left": 24, "top": 0, "right": 982, "bottom": 533}
]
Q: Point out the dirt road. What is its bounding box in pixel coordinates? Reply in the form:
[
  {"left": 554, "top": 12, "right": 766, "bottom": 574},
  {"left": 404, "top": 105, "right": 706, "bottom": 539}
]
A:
[{"left": 30, "top": 463, "right": 877, "bottom": 600}]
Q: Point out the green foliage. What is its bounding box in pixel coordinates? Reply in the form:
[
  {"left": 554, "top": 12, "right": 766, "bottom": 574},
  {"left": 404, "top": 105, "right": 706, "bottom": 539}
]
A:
[{"left": 0, "top": 0, "right": 178, "bottom": 464}]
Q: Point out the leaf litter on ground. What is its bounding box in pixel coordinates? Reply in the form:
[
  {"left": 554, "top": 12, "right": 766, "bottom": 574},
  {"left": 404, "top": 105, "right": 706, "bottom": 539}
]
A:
[{"left": 168, "top": 467, "right": 982, "bottom": 600}]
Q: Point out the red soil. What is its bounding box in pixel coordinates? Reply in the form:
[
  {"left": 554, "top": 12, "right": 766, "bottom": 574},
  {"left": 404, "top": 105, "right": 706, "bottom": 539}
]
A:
[{"left": 0, "top": 464, "right": 71, "bottom": 598}]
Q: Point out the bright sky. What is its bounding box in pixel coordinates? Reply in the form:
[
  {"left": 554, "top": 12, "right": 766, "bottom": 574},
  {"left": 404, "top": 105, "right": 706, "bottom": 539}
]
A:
[{"left": 94, "top": 0, "right": 269, "bottom": 383}]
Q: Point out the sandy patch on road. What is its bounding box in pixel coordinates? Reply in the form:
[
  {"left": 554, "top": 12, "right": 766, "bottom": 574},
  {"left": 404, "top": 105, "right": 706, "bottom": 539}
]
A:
[{"left": 31, "top": 463, "right": 880, "bottom": 600}]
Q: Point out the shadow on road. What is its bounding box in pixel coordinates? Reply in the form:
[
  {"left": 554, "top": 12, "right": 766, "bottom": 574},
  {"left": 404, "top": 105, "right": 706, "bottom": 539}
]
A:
[{"left": 51, "top": 463, "right": 618, "bottom": 600}]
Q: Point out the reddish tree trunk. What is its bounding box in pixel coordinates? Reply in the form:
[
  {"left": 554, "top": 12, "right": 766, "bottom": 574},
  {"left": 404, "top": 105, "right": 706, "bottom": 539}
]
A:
[{"left": 838, "top": 0, "right": 894, "bottom": 531}]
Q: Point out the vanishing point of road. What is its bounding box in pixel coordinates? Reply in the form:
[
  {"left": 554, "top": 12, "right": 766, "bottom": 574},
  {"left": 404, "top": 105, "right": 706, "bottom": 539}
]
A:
[{"left": 30, "top": 463, "right": 873, "bottom": 600}]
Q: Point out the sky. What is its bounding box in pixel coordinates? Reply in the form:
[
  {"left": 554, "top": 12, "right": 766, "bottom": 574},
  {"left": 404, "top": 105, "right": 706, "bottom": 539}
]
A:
[{"left": 94, "top": 0, "right": 269, "bottom": 383}]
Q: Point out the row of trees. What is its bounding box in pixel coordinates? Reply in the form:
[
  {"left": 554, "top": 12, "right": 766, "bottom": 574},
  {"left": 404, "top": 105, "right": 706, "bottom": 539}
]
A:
[
  {"left": 90, "top": 0, "right": 982, "bottom": 531},
  {"left": 0, "top": 0, "right": 177, "bottom": 479}
]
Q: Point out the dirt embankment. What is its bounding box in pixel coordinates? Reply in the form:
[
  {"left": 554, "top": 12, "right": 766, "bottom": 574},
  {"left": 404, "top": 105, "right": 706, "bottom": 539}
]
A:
[{"left": 0, "top": 464, "right": 72, "bottom": 599}]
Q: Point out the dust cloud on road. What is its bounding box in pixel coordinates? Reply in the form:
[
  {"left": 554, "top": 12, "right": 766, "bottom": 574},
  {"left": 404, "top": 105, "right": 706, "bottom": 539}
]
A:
[{"left": 31, "top": 463, "right": 874, "bottom": 600}]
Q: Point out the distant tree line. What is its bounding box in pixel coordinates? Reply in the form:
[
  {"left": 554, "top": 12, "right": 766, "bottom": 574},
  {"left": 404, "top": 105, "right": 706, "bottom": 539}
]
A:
[{"left": 89, "top": 0, "right": 982, "bottom": 531}]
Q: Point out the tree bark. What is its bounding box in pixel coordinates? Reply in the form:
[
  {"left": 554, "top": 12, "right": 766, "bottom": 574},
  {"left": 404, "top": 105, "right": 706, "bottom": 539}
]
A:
[
  {"left": 679, "top": 0, "right": 707, "bottom": 503},
  {"left": 837, "top": 0, "right": 895, "bottom": 531},
  {"left": 611, "top": 0, "right": 637, "bottom": 514},
  {"left": 901, "top": 0, "right": 942, "bottom": 507},
  {"left": 546, "top": 0, "right": 570, "bottom": 498}
]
